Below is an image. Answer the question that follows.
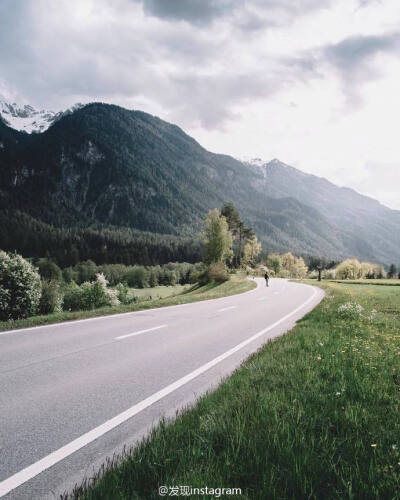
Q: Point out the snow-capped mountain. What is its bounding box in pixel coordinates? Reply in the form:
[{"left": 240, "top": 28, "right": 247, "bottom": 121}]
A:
[
  {"left": 0, "top": 96, "right": 83, "bottom": 133},
  {"left": 239, "top": 156, "right": 266, "bottom": 167}
]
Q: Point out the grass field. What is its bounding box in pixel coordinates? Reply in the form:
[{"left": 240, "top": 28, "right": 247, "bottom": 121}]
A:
[
  {"left": 330, "top": 279, "right": 400, "bottom": 286},
  {"left": 0, "top": 274, "right": 256, "bottom": 332},
  {"left": 65, "top": 281, "right": 400, "bottom": 499},
  {"left": 130, "top": 284, "right": 191, "bottom": 300}
]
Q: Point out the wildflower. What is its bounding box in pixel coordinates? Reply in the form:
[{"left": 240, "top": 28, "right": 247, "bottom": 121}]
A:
[
  {"left": 371, "top": 444, "right": 378, "bottom": 448},
  {"left": 335, "top": 392, "right": 341, "bottom": 396},
  {"left": 392, "top": 444, "right": 397, "bottom": 450},
  {"left": 317, "top": 356, "right": 322, "bottom": 361}
]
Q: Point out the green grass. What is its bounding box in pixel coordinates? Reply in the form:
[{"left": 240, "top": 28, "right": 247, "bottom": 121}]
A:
[
  {"left": 0, "top": 274, "right": 256, "bottom": 332},
  {"left": 330, "top": 279, "right": 400, "bottom": 286},
  {"left": 65, "top": 281, "right": 400, "bottom": 500},
  {"left": 126, "top": 284, "right": 191, "bottom": 300}
]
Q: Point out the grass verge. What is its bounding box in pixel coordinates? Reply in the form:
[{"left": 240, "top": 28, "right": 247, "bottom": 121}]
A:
[
  {"left": 329, "top": 279, "right": 400, "bottom": 286},
  {"left": 0, "top": 274, "right": 256, "bottom": 332},
  {"left": 65, "top": 281, "right": 400, "bottom": 499}
]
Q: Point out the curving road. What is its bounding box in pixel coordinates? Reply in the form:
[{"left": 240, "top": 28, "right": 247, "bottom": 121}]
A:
[{"left": 0, "top": 278, "right": 324, "bottom": 499}]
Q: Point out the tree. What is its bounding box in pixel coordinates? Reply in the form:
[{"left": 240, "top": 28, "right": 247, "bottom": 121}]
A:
[
  {"left": 203, "top": 209, "right": 233, "bottom": 265},
  {"left": 335, "top": 258, "right": 362, "bottom": 280},
  {"left": 221, "top": 202, "right": 241, "bottom": 233},
  {"left": 266, "top": 253, "right": 282, "bottom": 275},
  {"left": 388, "top": 264, "right": 397, "bottom": 279},
  {"left": 243, "top": 236, "right": 262, "bottom": 268},
  {"left": 0, "top": 251, "right": 42, "bottom": 320},
  {"left": 220, "top": 202, "right": 254, "bottom": 268},
  {"left": 292, "top": 256, "right": 308, "bottom": 279},
  {"left": 37, "top": 259, "right": 62, "bottom": 282},
  {"left": 278, "top": 252, "right": 308, "bottom": 278}
]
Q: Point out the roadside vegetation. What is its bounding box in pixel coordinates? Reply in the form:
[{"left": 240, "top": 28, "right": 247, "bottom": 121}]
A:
[
  {"left": 0, "top": 271, "right": 256, "bottom": 332},
  {"left": 65, "top": 281, "right": 400, "bottom": 499},
  {"left": 0, "top": 202, "right": 262, "bottom": 331}
]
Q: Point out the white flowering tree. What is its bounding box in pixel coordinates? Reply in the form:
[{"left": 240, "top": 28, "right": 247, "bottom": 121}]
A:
[{"left": 0, "top": 251, "right": 42, "bottom": 320}]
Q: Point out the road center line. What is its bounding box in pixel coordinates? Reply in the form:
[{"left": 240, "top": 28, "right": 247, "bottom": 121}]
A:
[
  {"left": 0, "top": 285, "right": 319, "bottom": 498},
  {"left": 217, "top": 306, "right": 236, "bottom": 313},
  {"left": 116, "top": 325, "right": 167, "bottom": 340}
]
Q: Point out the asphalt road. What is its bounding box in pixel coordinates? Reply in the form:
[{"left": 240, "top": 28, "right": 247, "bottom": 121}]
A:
[{"left": 0, "top": 278, "right": 324, "bottom": 499}]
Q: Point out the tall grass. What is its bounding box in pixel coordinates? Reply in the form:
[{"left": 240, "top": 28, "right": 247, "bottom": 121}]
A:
[{"left": 66, "top": 282, "right": 400, "bottom": 499}]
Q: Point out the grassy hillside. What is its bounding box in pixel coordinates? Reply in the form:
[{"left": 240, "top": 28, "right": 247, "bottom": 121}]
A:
[{"left": 66, "top": 281, "right": 400, "bottom": 499}]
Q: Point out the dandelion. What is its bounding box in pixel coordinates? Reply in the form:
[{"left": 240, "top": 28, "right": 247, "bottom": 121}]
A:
[
  {"left": 371, "top": 444, "right": 378, "bottom": 448},
  {"left": 317, "top": 356, "right": 322, "bottom": 360}
]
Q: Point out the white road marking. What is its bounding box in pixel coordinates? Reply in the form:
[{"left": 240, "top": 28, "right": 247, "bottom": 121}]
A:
[
  {"left": 217, "top": 306, "right": 236, "bottom": 313},
  {"left": 0, "top": 285, "right": 319, "bottom": 498},
  {"left": 116, "top": 325, "right": 168, "bottom": 340}
]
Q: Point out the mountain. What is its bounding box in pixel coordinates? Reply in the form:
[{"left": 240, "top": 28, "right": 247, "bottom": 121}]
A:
[
  {"left": 0, "top": 95, "right": 83, "bottom": 133},
  {"left": 0, "top": 102, "right": 399, "bottom": 265}
]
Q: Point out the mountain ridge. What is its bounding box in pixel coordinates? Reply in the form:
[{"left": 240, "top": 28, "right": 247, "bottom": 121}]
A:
[
  {"left": 0, "top": 95, "right": 83, "bottom": 133},
  {"left": 0, "top": 101, "right": 399, "bottom": 264}
]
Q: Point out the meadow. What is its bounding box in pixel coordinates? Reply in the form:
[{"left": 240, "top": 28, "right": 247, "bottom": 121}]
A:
[{"left": 65, "top": 281, "right": 400, "bottom": 499}]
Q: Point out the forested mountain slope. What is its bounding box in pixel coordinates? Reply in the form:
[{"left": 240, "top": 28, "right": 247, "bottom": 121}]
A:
[{"left": 0, "top": 103, "right": 398, "bottom": 264}]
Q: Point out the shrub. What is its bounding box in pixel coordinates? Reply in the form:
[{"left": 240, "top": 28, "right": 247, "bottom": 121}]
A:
[
  {"left": 116, "top": 283, "right": 137, "bottom": 305},
  {"left": 63, "top": 282, "right": 86, "bottom": 311},
  {"left": 62, "top": 274, "right": 120, "bottom": 311},
  {"left": 207, "top": 262, "right": 230, "bottom": 283},
  {"left": 37, "top": 259, "right": 62, "bottom": 282},
  {"left": 38, "top": 281, "right": 63, "bottom": 314},
  {"left": 62, "top": 267, "right": 75, "bottom": 283},
  {"left": 0, "top": 251, "right": 42, "bottom": 320},
  {"left": 337, "top": 301, "right": 364, "bottom": 320},
  {"left": 100, "top": 264, "right": 128, "bottom": 286},
  {"left": 125, "top": 266, "right": 149, "bottom": 288},
  {"left": 96, "top": 273, "right": 120, "bottom": 307},
  {"left": 73, "top": 260, "right": 98, "bottom": 284}
]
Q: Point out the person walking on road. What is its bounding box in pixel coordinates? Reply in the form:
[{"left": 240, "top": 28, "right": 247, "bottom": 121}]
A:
[{"left": 264, "top": 271, "right": 269, "bottom": 287}]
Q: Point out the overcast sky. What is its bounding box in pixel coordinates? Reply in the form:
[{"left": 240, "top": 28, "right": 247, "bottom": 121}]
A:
[{"left": 1, "top": 0, "right": 399, "bottom": 209}]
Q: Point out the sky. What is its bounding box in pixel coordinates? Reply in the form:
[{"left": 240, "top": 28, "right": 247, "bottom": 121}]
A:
[{"left": 0, "top": 0, "right": 399, "bottom": 209}]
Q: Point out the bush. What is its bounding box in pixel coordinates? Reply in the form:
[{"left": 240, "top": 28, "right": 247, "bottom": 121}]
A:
[
  {"left": 116, "top": 283, "right": 137, "bottom": 305},
  {"left": 100, "top": 264, "right": 128, "bottom": 286},
  {"left": 37, "top": 259, "right": 62, "bottom": 282},
  {"left": 0, "top": 251, "right": 42, "bottom": 320},
  {"left": 62, "top": 267, "right": 75, "bottom": 283},
  {"left": 207, "top": 262, "right": 230, "bottom": 283},
  {"left": 125, "top": 266, "right": 149, "bottom": 288},
  {"left": 62, "top": 274, "right": 120, "bottom": 311},
  {"left": 73, "top": 260, "right": 98, "bottom": 284},
  {"left": 63, "top": 282, "right": 86, "bottom": 311},
  {"left": 38, "top": 281, "right": 63, "bottom": 314}
]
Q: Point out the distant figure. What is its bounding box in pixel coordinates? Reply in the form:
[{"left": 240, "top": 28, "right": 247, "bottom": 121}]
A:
[{"left": 264, "top": 271, "right": 269, "bottom": 287}]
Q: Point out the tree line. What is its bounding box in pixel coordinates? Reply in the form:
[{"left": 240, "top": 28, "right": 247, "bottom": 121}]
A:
[{"left": 0, "top": 210, "right": 202, "bottom": 267}]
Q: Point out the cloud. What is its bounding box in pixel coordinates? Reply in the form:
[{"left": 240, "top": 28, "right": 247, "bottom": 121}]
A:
[
  {"left": 0, "top": 0, "right": 329, "bottom": 129},
  {"left": 322, "top": 33, "right": 400, "bottom": 100},
  {"left": 325, "top": 32, "right": 400, "bottom": 72},
  {"left": 135, "top": 0, "right": 333, "bottom": 29},
  {"left": 140, "top": 0, "right": 239, "bottom": 26}
]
